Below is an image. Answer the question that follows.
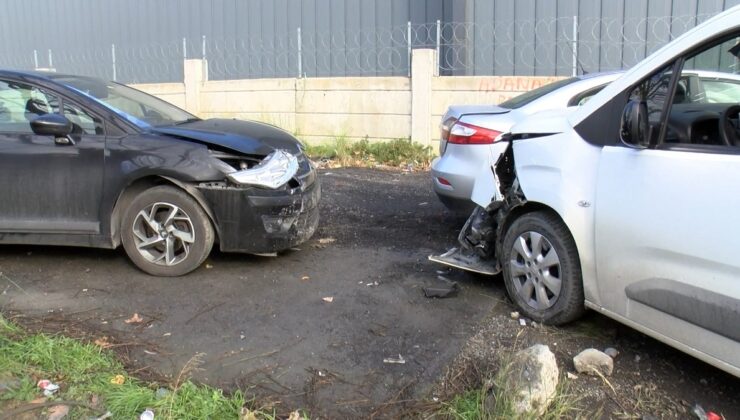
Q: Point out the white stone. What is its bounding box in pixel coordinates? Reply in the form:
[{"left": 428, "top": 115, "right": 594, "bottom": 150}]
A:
[
  {"left": 491, "top": 344, "right": 559, "bottom": 416},
  {"left": 573, "top": 348, "right": 614, "bottom": 376},
  {"left": 604, "top": 347, "right": 619, "bottom": 358}
]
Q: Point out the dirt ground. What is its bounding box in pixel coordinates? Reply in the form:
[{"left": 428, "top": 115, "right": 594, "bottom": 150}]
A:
[{"left": 1, "top": 168, "right": 738, "bottom": 419}]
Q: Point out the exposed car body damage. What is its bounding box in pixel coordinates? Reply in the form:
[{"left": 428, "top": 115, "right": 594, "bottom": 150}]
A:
[{"left": 429, "top": 140, "right": 526, "bottom": 275}]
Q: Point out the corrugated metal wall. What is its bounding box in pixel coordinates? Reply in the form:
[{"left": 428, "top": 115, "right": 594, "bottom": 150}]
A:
[
  {"left": 462, "top": 0, "right": 740, "bottom": 76},
  {"left": 0, "top": 0, "right": 460, "bottom": 82},
  {"left": 0, "top": 0, "right": 737, "bottom": 82}
]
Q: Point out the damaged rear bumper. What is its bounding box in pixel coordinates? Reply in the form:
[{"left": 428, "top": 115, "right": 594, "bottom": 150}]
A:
[{"left": 196, "top": 169, "right": 320, "bottom": 253}]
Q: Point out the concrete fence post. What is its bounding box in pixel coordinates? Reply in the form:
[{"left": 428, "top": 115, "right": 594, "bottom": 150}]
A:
[
  {"left": 184, "top": 59, "right": 205, "bottom": 116},
  {"left": 411, "top": 49, "right": 436, "bottom": 147}
]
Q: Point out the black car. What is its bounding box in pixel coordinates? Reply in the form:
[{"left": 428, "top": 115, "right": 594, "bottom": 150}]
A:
[{"left": 0, "top": 70, "right": 319, "bottom": 276}]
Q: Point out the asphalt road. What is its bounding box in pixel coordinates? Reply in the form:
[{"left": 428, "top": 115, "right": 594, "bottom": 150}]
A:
[
  {"left": 1, "top": 168, "right": 738, "bottom": 418},
  {"left": 0, "top": 168, "right": 498, "bottom": 418}
]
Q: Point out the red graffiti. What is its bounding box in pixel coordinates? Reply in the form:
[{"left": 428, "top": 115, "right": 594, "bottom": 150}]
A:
[{"left": 477, "top": 76, "right": 563, "bottom": 93}]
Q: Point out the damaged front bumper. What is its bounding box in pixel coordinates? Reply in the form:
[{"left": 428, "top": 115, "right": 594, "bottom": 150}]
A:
[
  {"left": 430, "top": 139, "right": 524, "bottom": 275},
  {"left": 197, "top": 155, "right": 320, "bottom": 253}
]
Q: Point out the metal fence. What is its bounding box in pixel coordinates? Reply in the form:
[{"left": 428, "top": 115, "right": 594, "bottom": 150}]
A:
[{"left": 0, "top": 14, "right": 730, "bottom": 83}]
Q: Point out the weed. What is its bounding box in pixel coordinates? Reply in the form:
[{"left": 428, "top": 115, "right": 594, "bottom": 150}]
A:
[
  {"left": 302, "top": 136, "right": 432, "bottom": 168},
  {"left": 436, "top": 342, "right": 584, "bottom": 420},
  {"left": 0, "top": 315, "right": 277, "bottom": 419}
]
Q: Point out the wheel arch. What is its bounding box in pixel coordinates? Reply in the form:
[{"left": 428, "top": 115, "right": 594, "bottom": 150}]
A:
[
  {"left": 495, "top": 201, "right": 582, "bottom": 270},
  {"left": 109, "top": 176, "right": 220, "bottom": 247}
]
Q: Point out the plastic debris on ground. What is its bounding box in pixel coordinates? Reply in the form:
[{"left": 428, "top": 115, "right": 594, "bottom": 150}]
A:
[
  {"left": 692, "top": 403, "right": 721, "bottom": 420},
  {"left": 110, "top": 374, "right": 126, "bottom": 385},
  {"left": 510, "top": 311, "right": 520, "bottom": 320},
  {"left": 422, "top": 275, "right": 460, "bottom": 298},
  {"left": 383, "top": 354, "right": 406, "bottom": 364},
  {"left": 139, "top": 408, "right": 155, "bottom": 420},
  {"left": 37, "top": 379, "right": 60, "bottom": 396},
  {"left": 519, "top": 318, "right": 527, "bottom": 326},
  {"left": 322, "top": 296, "right": 334, "bottom": 303}
]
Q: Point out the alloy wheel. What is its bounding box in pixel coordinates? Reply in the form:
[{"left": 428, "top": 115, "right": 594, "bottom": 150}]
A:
[
  {"left": 508, "top": 231, "right": 562, "bottom": 310},
  {"left": 131, "top": 202, "right": 195, "bottom": 266}
]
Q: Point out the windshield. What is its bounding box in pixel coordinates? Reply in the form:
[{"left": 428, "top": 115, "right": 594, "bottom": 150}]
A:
[
  {"left": 55, "top": 76, "right": 196, "bottom": 128},
  {"left": 498, "top": 77, "right": 579, "bottom": 109}
]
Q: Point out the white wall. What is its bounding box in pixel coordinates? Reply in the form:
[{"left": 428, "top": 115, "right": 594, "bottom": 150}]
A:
[{"left": 131, "top": 53, "right": 564, "bottom": 151}]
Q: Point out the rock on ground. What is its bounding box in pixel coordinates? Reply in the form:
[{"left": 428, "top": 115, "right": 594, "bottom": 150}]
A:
[
  {"left": 488, "top": 344, "right": 559, "bottom": 417},
  {"left": 573, "top": 348, "right": 614, "bottom": 376}
]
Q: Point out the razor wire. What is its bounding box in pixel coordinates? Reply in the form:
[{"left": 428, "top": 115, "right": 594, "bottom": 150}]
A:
[{"left": 0, "top": 14, "right": 726, "bottom": 83}]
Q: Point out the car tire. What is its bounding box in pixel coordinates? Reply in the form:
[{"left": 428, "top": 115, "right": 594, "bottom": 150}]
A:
[
  {"left": 501, "top": 211, "right": 584, "bottom": 325},
  {"left": 121, "top": 185, "right": 214, "bottom": 276}
]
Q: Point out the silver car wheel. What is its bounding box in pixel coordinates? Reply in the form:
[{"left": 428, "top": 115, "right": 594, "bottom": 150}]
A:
[
  {"left": 131, "top": 202, "right": 195, "bottom": 266},
  {"left": 509, "top": 231, "right": 562, "bottom": 310}
]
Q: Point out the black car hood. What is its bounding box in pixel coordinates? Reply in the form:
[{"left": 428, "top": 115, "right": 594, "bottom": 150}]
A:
[{"left": 151, "top": 119, "right": 301, "bottom": 156}]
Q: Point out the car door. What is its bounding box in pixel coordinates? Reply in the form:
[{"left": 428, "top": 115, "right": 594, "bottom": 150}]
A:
[
  {"left": 0, "top": 78, "right": 105, "bottom": 234},
  {"left": 593, "top": 34, "right": 740, "bottom": 369}
]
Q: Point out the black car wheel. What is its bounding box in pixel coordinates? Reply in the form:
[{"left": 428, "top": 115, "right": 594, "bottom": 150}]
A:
[
  {"left": 121, "top": 186, "right": 214, "bottom": 276},
  {"left": 501, "top": 211, "right": 584, "bottom": 325}
]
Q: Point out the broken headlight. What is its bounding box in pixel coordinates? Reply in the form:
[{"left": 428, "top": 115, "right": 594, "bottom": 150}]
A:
[{"left": 215, "top": 149, "right": 299, "bottom": 189}]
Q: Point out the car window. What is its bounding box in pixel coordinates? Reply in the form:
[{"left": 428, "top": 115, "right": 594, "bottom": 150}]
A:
[
  {"left": 660, "top": 35, "right": 740, "bottom": 148},
  {"left": 63, "top": 101, "right": 104, "bottom": 135},
  {"left": 498, "top": 77, "right": 579, "bottom": 109},
  {"left": 626, "top": 64, "right": 675, "bottom": 147},
  {"left": 0, "top": 80, "right": 60, "bottom": 133},
  {"left": 568, "top": 84, "right": 608, "bottom": 107},
  {"left": 701, "top": 79, "right": 740, "bottom": 103},
  {"left": 56, "top": 76, "right": 195, "bottom": 128}
]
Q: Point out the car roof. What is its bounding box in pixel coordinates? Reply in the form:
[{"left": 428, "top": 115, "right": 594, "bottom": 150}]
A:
[
  {"left": 0, "top": 69, "right": 106, "bottom": 85},
  {"left": 576, "top": 70, "right": 625, "bottom": 80}
]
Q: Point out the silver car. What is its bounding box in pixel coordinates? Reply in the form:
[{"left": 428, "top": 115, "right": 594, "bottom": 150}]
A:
[{"left": 431, "top": 72, "right": 622, "bottom": 212}]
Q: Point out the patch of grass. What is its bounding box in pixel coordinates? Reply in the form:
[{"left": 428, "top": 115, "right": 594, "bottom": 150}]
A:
[
  {"left": 302, "top": 136, "right": 432, "bottom": 168},
  {"left": 439, "top": 377, "right": 583, "bottom": 420},
  {"left": 0, "top": 316, "right": 280, "bottom": 419},
  {"left": 437, "top": 348, "right": 585, "bottom": 420}
]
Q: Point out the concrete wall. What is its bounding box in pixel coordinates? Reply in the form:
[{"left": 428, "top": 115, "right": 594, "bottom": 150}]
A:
[{"left": 131, "top": 52, "right": 564, "bottom": 149}]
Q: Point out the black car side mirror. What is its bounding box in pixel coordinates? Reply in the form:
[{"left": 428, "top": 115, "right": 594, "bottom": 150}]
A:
[
  {"left": 30, "top": 113, "right": 75, "bottom": 145},
  {"left": 620, "top": 100, "right": 649, "bottom": 148}
]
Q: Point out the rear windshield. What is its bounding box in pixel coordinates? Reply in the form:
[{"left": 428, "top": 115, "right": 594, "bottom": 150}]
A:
[{"left": 498, "top": 77, "right": 579, "bottom": 109}]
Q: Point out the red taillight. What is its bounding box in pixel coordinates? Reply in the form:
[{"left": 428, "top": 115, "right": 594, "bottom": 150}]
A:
[
  {"left": 437, "top": 177, "right": 452, "bottom": 186},
  {"left": 447, "top": 121, "right": 502, "bottom": 145}
]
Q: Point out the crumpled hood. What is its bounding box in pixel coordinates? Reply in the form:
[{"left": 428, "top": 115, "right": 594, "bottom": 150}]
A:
[{"left": 151, "top": 119, "right": 302, "bottom": 156}]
